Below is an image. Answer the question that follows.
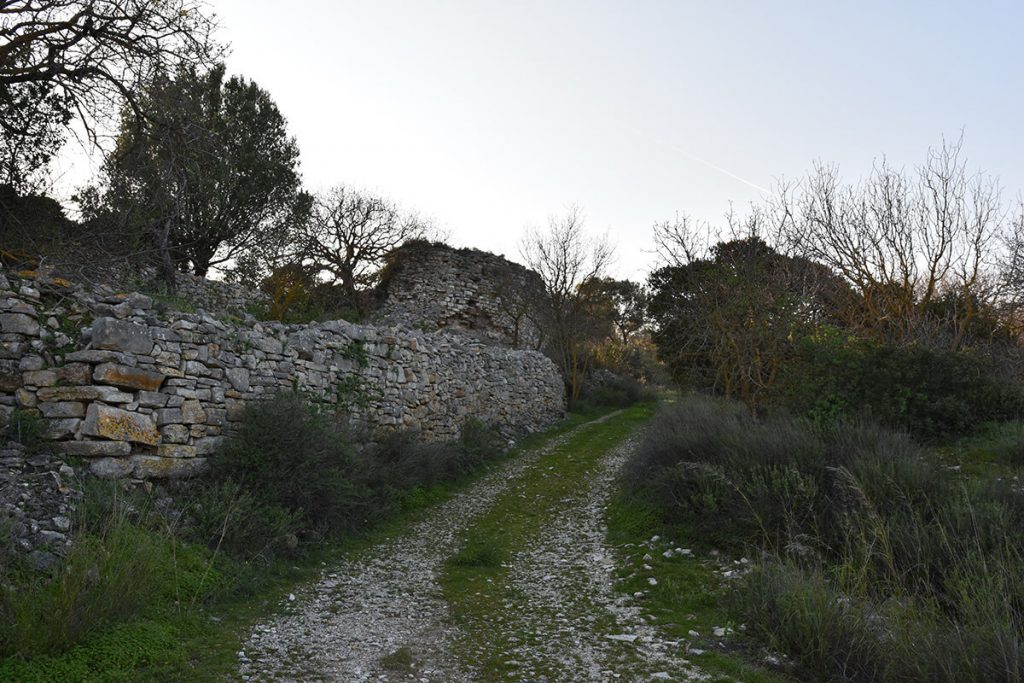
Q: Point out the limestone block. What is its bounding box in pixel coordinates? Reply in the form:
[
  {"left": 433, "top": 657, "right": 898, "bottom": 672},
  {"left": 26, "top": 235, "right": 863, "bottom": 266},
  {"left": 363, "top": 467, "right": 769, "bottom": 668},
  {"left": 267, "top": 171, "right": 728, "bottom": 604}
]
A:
[
  {"left": 41, "top": 418, "right": 80, "bottom": 440},
  {"left": 58, "top": 441, "right": 132, "bottom": 457},
  {"left": 160, "top": 424, "right": 189, "bottom": 444},
  {"left": 0, "top": 312, "right": 39, "bottom": 335},
  {"left": 155, "top": 408, "right": 183, "bottom": 425},
  {"left": 57, "top": 363, "right": 93, "bottom": 385},
  {"left": 14, "top": 388, "right": 36, "bottom": 407},
  {"left": 89, "top": 457, "right": 134, "bottom": 479},
  {"left": 138, "top": 391, "right": 169, "bottom": 408},
  {"left": 91, "top": 317, "right": 153, "bottom": 354},
  {"left": 180, "top": 399, "right": 206, "bottom": 424},
  {"left": 65, "top": 349, "right": 132, "bottom": 364},
  {"left": 224, "top": 367, "right": 250, "bottom": 392},
  {"left": 38, "top": 402, "right": 85, "bottom": 418},
  {"left": 81, "top": 403, "right": 158, "bottom": 445},
  {"left": 18, "top": 355, "right": 44, "bottom": 371},
  {"left": 22, "top": 369, "right": 57, "bottom": 387},
  {"left": 130, "top": 455, "right": 207, "bottom": 479},
  {"left": 93, "top": 362, "right": 165, "bottom": 391},
  {"left": 226, "top": 399, "right": 246, "bottom": 421},
  {"left": 37, "top": 385, "right": 133, "bottom": 403},
  {"left": 255, "top": 336, "right": 283, "bottom": 354},
  {"left": 157, "top": 444, "right": 196, "bottom": 458}
]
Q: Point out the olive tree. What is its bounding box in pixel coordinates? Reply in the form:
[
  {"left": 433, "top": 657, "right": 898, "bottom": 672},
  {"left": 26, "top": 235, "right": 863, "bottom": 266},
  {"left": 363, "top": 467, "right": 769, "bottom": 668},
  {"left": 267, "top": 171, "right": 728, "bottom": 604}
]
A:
[{"left": 87, "top": 64, "right": 305, "bottom": 286}]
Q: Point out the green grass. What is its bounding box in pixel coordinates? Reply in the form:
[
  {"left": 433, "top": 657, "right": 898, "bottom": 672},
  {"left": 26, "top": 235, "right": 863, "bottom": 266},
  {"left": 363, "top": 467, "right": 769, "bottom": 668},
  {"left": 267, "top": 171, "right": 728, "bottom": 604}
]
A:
[
  {"left": 942, "top": 419, "right": 1024, "bottom": 479},
  {"left": 605, "top": 496, "right": 793, "bottom": 683},
  {"left": 439, "top": 403, "right": 656, "bottom": 679}
]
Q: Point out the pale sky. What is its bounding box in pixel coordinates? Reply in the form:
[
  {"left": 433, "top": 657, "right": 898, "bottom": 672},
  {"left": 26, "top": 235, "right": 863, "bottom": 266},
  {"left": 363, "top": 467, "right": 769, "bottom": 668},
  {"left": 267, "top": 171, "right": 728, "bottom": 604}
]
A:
[{"left": 54, "top": 1, "right": 1024, "bottom": 281}]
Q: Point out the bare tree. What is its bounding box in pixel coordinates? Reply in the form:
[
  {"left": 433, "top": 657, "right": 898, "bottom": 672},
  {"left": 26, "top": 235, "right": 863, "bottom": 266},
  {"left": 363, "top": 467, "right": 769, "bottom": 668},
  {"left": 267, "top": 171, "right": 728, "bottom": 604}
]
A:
[
  {"left": 521, "top": 205, "right": 614, "bottom": 402},
  {"left": 652, "top": 212, "right": 716, "bottom": 266},
  {"left": 0, "top": 0, "right": 220, "bottom": 142},
  {"left": 300, "top": 185, "right": 434, "bottom": 299},
  {"left": 776, "top": 137, "right": 1008, "bottom": 350}
]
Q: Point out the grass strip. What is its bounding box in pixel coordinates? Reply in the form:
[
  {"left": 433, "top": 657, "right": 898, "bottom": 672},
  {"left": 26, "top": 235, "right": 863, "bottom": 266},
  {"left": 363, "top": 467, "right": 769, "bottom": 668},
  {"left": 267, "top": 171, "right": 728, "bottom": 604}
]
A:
[{"left": 440, "top": 403, "right": 655, "bottom": 679}]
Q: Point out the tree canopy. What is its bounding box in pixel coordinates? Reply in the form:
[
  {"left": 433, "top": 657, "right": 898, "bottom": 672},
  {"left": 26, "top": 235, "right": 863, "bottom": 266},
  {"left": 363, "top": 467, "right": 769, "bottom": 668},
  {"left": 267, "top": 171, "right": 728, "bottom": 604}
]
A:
[{"left": 85, "top": 63, "right": 305, "bottom": 283}]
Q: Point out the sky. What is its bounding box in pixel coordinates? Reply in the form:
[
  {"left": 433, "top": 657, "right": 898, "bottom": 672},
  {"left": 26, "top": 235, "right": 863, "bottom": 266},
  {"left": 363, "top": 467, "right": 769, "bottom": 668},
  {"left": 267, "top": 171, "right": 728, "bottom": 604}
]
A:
[{"left": 53, "top": 1, "right": 1024, "bottom": 280}]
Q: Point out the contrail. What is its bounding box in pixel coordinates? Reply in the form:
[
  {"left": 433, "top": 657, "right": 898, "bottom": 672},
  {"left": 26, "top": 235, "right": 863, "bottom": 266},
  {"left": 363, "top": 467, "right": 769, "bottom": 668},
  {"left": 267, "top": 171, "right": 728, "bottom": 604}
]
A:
[
  {"left": 676, "top": 148, "right": 772, "bottom": 195},
  {"left": 636, "top": 127, "right": 772, "bottom": 195}
]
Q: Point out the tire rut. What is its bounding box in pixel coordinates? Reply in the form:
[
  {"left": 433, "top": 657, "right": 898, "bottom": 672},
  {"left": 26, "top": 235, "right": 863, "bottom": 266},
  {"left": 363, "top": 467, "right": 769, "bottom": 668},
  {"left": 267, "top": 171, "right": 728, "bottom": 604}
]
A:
[
  {"left": 238, "top": 415, "right": 617, "bottom": 682},
  {"left": 456, "top": 435, "right": 709, "bottom": 682}
]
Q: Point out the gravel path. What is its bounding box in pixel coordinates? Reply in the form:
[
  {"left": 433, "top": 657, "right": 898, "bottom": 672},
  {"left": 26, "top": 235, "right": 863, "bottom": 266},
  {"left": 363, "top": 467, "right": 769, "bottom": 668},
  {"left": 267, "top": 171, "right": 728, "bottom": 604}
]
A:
[
  {"left": 238, "top": 417, "right": 609, "bottom": 682},
  {"left": 238, "top": 413, "right": 708, "bottom": 682},
  {"left": 458, "top": 435, "right": 709, "bottom": 682}
]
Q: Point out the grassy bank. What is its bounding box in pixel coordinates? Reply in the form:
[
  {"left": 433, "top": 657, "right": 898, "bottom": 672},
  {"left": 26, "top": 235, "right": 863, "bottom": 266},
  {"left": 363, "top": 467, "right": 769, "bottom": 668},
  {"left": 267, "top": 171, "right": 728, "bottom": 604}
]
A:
[{"left": 618, "top": 394, "right": 1024, "bottom": 682}]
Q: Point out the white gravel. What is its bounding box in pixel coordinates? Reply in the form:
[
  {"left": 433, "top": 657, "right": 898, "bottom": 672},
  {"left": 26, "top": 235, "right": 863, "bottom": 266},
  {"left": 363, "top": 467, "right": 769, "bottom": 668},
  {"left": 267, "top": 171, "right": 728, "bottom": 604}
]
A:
[
  {"left": 239, "top": 420, "right": 597, "bottom": 682},
  {"left": 239, "top": 414, "right": 710, "bottom": 682},
  {"left": 456, "top": 435, "right": 709, "bottom": 682}
]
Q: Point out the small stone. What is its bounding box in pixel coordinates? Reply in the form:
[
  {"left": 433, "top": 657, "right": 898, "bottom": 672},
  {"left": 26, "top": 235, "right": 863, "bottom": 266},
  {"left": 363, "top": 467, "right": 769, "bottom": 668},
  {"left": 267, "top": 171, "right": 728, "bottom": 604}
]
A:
[
  {"left": 57, "top": 363, "right": 93, "bottom": 385},
  {"left": 138, "top": 391, "right": 169, "bottom": 408},
  {"left": 224, "top": 367, "right": 250, "bottom": 392},
  {"left": 27, "top": 550, "right": 58, "bottom": 571},
  {"left": 648, "top": 577, "right": 658, "bottom": 586},
  {"left": 156, "top": 408, "right": 183, "bottom": 425}
]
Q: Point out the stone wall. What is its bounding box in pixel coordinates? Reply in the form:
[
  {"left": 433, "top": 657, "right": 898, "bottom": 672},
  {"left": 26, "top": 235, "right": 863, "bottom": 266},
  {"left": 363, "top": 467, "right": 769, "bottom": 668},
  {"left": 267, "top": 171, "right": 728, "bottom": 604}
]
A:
[
  {"left": 0, "top": 269, "right": 565, "bottom": 484},
  {"left": 164, "top": 270, "right": 270, "bottom": 318},
  {"left": 374, "top": 242, "right": 544, "bottom": 349}
]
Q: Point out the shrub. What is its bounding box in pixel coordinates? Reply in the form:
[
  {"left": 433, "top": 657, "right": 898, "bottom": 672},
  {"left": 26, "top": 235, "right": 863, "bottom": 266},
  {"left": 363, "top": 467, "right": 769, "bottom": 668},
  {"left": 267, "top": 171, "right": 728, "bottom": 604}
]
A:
[
  {"left": 183, "top": 479, "right": 302, "bottom": 563},
  {"left": 776, "top": 337, "right": 1024, "bottom": 438},
  {"left": 625, "top": 395, "right": 1024, "bottom": 681},
  {"left": 205, "top": 392, "right": 364, "bottom": 539},
  {"left": 201, "top": 393, "right": 507, "bottom": 557},
  {"left": 576, "top": 371, "right": 656, "bottom": 410}
]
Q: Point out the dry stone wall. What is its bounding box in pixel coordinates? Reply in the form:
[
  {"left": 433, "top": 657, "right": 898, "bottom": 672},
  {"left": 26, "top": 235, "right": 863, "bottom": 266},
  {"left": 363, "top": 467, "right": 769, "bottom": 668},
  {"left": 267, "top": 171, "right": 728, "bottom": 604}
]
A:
[
  {"left": 0, "top": 269, "right": 565, "bottom": 484},
  {"left": 374, "top": 243, "right": 544, "bottom": 349}
]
